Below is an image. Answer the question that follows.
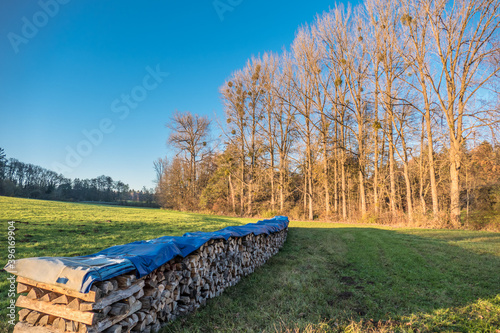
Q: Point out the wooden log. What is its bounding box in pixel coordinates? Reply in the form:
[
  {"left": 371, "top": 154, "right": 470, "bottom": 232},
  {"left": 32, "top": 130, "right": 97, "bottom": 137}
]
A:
[
  {"left": 79, "top": 324, "right": 89, "bottom": 333},
  {"left": 52, "top": 294, "right": 72, "bottom": 305},
  {"left": 139, "top": 296, "right": 153, "bottom": 311},
  {"left": 27, "top": 287, "right": 46, "bottom": 300},
  {"left": 133, "top": 289, "right": 144, "bottom": 300},
  {"left": 156, "top": 271, "right": 165, "bottom": 282},
  {"left": 178, "top": 296, "right": 190, "bottom": 305},
  {"left": 37, "top": 314, "right": 57, "bottom": 326},
  {"left": 144, "top": 314, "right": 153, "bottom": 325},
  {"left": 109, "top": 303, "right": 129, "bottom": 316},
  {"left": 54, "top": 317, "right": 67, "bottom": 332},
  {"left": 67, "top": 320, "right": 79, "bottom": 332},
  {"left": 102, "top": 306, "right": 112, "bottom": 316},
  {"left": 109, "top": 279, "right": 118, "bottom": 291},
  {"left": 132, "top": 320, "right": 146, "bottom": 332},
  {"left": 125, "top": 296, "right": 136, "bottom": 306},
  {"left": 68, "top": 297, "right": 82, "bottom": 310},
  {"left": 16, "top": 296, "right": 100, "bottom": 325},
  {"left": 114, "top": 275, "right": 135, "bottom": 288},
  {"left": 143, "top": 288, "right": 157, "bottom": 297},
  {"left": 86, "top": 300, "right": 142, "bottom": 333},
  {"left": 40, "top": 292, "right": 60, "bottom": 302},
  {"left": 121, "top": 314, "right": 138, "bottom": 329},
  {"left": 103, "top": 324, "right": 122, "bottom": 333},
  {"left": 17, "top": 276, "right": 99, "bottom": 302},
  {"left": 17, "top": 283, "right": 32, "bottom": 294},
  {"left": 151, "top": 321, "right": 160, "bottom": 333},
  {"left": 80, "top": 280, "right": 145, "bottom": 311},
  {"left": 95, "top": 281, "right": 114, "bottom": 294},
  {"left": 18, "top": 308, "right": 32, "bottom": 321},
  {"left": 14, "top": 322, "right": 60, "bottom": 333},
  {"left": 25, "top": 311, "right": 42, "bottom": 325},
  {"left": 146, "top": 280, "right": 158, "bottom": 288}
]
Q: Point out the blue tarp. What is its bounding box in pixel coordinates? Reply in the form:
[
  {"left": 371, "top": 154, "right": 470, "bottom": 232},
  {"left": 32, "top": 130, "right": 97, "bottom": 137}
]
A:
[
  {"left": 5, "top": 216, "right": 289, "bottom": 293},
  {"left": 88, "top": 216, "right": 289, "bottom": 278}
]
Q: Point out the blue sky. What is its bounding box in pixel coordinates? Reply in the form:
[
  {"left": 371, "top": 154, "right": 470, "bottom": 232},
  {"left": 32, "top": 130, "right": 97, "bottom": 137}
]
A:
[{"left": 0, "top": 0, "right": 347, "bottom": 190}]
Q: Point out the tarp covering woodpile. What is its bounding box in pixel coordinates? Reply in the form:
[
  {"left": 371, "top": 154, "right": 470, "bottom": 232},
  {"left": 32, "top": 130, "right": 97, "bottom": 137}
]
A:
[{"left": 4, "top": 216, "right": 289, "bottom": 293}]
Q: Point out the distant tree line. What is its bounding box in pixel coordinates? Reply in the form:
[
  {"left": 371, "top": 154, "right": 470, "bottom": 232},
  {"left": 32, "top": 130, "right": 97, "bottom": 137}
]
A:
[
  {"left": 0, "top": 148, "right": 157, "bottom": 206},
  {"left": 156, "top": 0, "right": 500, "bottom": 229}
]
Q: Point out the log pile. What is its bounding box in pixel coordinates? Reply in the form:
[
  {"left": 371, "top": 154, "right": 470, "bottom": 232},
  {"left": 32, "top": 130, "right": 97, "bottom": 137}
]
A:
[{"left": 14, "top": 229, "right": 287, "bottom": 333}]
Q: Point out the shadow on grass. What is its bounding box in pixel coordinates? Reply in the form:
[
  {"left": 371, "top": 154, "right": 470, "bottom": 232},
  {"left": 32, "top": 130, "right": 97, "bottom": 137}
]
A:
[{"left": 164, "top": 227, "right": 500, "bottom": 332}]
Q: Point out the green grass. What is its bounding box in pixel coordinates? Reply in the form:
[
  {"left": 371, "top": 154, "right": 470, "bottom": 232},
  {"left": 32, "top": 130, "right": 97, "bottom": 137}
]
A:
[{"left": 1, "top": 197, "right": 500, "bottom": 332}]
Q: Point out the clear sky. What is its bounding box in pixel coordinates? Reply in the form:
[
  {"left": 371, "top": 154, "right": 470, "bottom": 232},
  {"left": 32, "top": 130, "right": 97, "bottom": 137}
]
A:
[{"left": 0, "top": 0, "right": 350, "bottom": 190}]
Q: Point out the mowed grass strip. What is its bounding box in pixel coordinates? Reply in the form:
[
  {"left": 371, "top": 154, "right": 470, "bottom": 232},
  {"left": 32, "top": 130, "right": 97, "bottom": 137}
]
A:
[
  {"left": 164, "top": 224, "right": 500, "bottom": 332},
  {"left": 1, "top": 197, "right": 500, "bottom": 332}
]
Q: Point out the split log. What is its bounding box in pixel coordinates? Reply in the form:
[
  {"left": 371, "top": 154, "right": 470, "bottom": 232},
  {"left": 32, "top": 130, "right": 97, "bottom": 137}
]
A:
[
  {"left": 27, "top": 288, "right": 46, "bottom": 300},
  {"left": 109, "top": 303, "right": 129, "bottom": 316},
  {"left": 68, "top": 298, "right": 82, "bottom": 310},
  {"left": 114, "top": 276, "right": 131, "bottom": 289},
  {"left": 103, "top": 325, "right": 121, "bottom": 333},
  {"left": 18, "top": 283, "right": 32, "bottom": 294},
  {"left": 80, "top": 280, "right": 145, "bottom": 311},
  {"left": 14, "top": 322, "right": 60, "bottom": 333},
  {"left": 19, "top": 308, "right": 32, "bottom": 321},
  {"left": 40, "top": 292, "right": 60, "bottom": 302},
  {"left": 52, "top": 294, "right": 72, "bottom": 305},
  {"left": 85, "top": 300, "right": 142, "bottom": 333},
  {"left": 26, "top": 311, "right": 42, "bottom": 325},
  {"left": 66, "top": 320, "right": 79, "bottom": 332},
  {"left": 38, "top": 315, "right": 57, "bottom": 326}
]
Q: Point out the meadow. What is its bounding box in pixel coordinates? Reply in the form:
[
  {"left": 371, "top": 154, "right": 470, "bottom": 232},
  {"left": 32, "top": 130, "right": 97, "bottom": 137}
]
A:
[{"left": 1, "top": 196, "right": 499, "bottom": 332}]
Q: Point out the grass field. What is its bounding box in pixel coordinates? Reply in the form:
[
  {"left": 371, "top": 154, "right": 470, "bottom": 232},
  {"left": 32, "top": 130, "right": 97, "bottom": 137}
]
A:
[{"left": 1, "top": 196, "right": 500, "bottom": 332}]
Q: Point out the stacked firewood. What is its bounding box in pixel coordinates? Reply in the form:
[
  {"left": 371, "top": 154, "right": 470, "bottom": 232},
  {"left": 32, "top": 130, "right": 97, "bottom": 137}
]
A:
[{"left": 14, "top": 229, "right": 287, "bottom": 333}]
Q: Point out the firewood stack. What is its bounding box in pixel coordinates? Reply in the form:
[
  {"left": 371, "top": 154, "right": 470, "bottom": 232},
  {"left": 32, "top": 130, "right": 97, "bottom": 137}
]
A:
[{"left": 14, "top": 229, "right": 288, "bottom": 333}]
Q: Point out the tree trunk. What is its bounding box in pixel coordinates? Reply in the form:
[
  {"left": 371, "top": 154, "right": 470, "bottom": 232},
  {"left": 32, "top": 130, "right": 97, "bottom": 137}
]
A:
[
  {"left": 334, "top": 158, "right": 339, "bottom": 214},
  {"left": 240, "top": 152, "right": 245, "bottom": 216},
  {"left": 279, "top": 166, "right": 284, "bottom": 212},
  {"left": 322, "top": 113, "right": 330, "bottom": 216},
  {"left": 419, "top": 118, "right": 426, "bottom": 214},
  {"left": 229, "top": 173, "right": 236, "bottom": 213},
  {"left": 308, "top": 164, "right": 314, "bottom": 220},
  {"left": 341, "top": 161, "right": 347, "bottom": 220},
  {"left": 270, "top": 153, "right": 275, "bottom": 211},
  {"left": 373, "top": 72, "right": 380, "bottom": 215},
  {"left": 389, "top": 123, "right": 397, "bottom": 219},
  {"left": 359, "top": 169, "right": 366, "bottom": 216},
  {"left": 323, "top": 139, "right": 330, "bottom": 216},
  {"left": 449, "top": 143, "right": 461, "bottom": 226},
  {"left": 303, "top": 168, "right": 307, "bottom": 220},
  {"left": 358, "top": 117, "right": 366, "bottom": 217},
  {"left": 403, "top": 162, "right": 413, "bottom": 223},
  {"left": 340, "top": 116, "right": 347, "bottom": 220},
  {"left": 425, "top": 108, "right": 439, "bottom": 217},
  {"left": 306, "top": 115, "right": 314, "bottom": 220}
]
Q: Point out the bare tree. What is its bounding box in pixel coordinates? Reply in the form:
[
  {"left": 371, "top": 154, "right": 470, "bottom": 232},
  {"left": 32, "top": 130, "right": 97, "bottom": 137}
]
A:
[
  {"left": 422, "top": 0, "right": 500, "bottom": 225},
  {"left": 315, "top": 9, "right": 351, "bottom": 220},
  {"left": 290, "top": 26, "right": 319, "bottom": 220},
  {"left": 153, "top": 157, "right": 168, "bottom": 186},
  {"left": 167, "top": 111, "right": 211, "bottom": 200},
  {"left": 399, "top": 0, "right": 441, "bottom": 218},
  {"left": 329, "top": 5, "right": 371, "bottom": 217},
  {"left": 221, "top": 71, "right": 248, "bottom": 215},
  {"left": 272, "top": 52, "right": 300, "bottom": 212}
]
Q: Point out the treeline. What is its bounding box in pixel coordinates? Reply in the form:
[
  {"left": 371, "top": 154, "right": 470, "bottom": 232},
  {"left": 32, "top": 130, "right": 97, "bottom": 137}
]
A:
[
  {"left": 156, "top": 0, "right": 500, "bottom": 229},
  {"left": 0, "top": 148, "right": 156, "bottom": 206}
]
